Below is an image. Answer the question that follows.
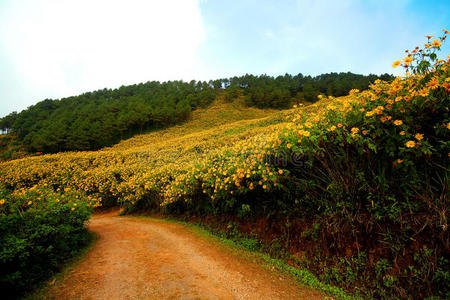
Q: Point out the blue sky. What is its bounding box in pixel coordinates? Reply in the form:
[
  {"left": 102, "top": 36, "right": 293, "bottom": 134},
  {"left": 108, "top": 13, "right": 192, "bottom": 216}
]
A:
[{"left": 0, "top": 0, "right": 449, "bottom": 117}]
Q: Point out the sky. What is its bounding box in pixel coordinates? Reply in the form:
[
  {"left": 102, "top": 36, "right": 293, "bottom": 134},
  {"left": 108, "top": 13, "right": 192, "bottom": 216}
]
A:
[{"left": 0, "top": 0, "right": 449, "bottom": 117}]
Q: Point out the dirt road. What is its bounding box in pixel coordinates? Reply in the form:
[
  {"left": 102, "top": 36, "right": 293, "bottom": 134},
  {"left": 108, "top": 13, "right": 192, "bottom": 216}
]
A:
[{"left": 47, "top": 211, "right": 324, "bottom": 299}]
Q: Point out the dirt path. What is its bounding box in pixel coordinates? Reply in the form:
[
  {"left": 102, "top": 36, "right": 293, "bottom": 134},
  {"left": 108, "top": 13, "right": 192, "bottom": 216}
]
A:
[{"left": 46, "top": 211, "right": 324, "bottom": 300}]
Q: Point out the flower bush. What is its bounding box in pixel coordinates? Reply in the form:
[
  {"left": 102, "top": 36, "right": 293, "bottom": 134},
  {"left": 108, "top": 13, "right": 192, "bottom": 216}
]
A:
[
  {"left": 0, "top": 186, "right": 92, "bottom": 297},
  {"left": 159, "top": 31, "right": 450, "bottom": 298}
]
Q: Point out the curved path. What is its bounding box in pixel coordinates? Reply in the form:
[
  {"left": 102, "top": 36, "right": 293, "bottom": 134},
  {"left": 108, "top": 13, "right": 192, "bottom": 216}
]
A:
[{"left": 47, "top": 211, "right": 324, "bottom": 299}]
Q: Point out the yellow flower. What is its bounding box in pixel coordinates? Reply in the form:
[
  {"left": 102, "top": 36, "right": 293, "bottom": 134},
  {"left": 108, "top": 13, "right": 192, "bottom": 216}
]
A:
[
  {"left": 0, "top": 199, "right": 5, "bottom": 205},
  {"left": 392, "top": 60, "right": 401, "bottom": 68},
  {"left": 351, "top": 127, "right": 359, "bottom": 134},
  {"left": 366, "top": 111, "right": 374, "bottom": 117},
  {"left": 305, "top": 122, "right": 312, "bottom": 128},
  {"left": 287, "top": 143, "right": 292, "bottom": 149},
  {"left": 419, "top": 89, "right": 429, "bottom": 97},
  {"left": 447, "top": 123, "right": 450, "bottom": 130},
  {"left": 397, "top": 159, "right": 403, "bottom": 164},
  {"left": 427, "top": 78, "right": 439, "bottom": 89},
  {"left": 71, "top": 207, "right": 75, "bottom": 211},
  {"left": 329, "top": 125, "right": 336, "bottom": 131},
  {"left": 443, "top": 82, "right": 450, "bottom": 92},
  {"left": 400, "top": 131, "right": 406, "bottom": 136},
  {"left": 362, "top": 130, "right": 368, "bottom": 135},
  {"left": 405, "top": 141, "right": 416, "bottom": 148},
  {"left": 278, "top": 169, "right": 283, "bottom": 175},
  {"left": 404, "top": 56, "right": 413, "bottom": 65},
  {"left": 303, "top": 130, "right": 310, "bottom": 137},
  {"left": 415, "top": 133, "right": 424, "bottom": 140},
  {"left": 394, "top": 120, "right": 403, "bottom": 126},
  {"left": 337, "top": 123, "right": 343, "bottom": 128},
  {"left": 392, "top": 84, "right": 402, "bottom": 92},
  {"left": 432, "top": 39, "right": 442, "bottom": 48},
  {"left": 28, "top": 201, "right": 32, "bottom": 205}
]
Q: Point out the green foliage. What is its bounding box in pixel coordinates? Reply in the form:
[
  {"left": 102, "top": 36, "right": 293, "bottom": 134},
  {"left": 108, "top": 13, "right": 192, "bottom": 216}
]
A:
[
  {"left": 261, "top": 255, "right": 355, "bottom": 300},
  {"left": 1, "top": 80, "right": 215, "bottom": 155},
  {"left": 0, "top": 72, "right": 391, "bottom": 158},
  {"left": 232, "top": 72, "right": 392, "bottom": 108},
  {"left": 0, "top": 187, "right": 92, "bottom": 299}
]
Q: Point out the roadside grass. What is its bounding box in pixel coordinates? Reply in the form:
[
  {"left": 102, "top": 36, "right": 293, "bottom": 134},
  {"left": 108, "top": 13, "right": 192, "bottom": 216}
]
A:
[
  {"left": 21, "top": 231, "right": 98, "bottom": 300},
  {"left": 132, "top": 215, "right": 359, "bottom": 300}
]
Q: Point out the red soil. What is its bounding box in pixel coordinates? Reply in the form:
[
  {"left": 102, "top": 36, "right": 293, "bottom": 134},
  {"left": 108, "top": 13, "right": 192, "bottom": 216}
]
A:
[{"left": 46, "top": 211, "right": 324, "bottom": 299}]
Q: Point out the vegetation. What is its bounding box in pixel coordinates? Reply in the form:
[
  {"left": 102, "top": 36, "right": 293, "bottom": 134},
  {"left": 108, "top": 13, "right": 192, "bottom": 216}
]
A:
[
  {"left": 0, "top": 32, "right": 448, "bottom": 299},
  {"left": 0, "top": 72, "right": 391, "bottom": 157},
  {"left": 0, "top": 81, "right": 212, "bottom": 154},
  {"left": 156, "top": 33, "right": 449, "bottom": 298},
  {"left": 0, "top": 186, "right": 93, "bottom": 298}
]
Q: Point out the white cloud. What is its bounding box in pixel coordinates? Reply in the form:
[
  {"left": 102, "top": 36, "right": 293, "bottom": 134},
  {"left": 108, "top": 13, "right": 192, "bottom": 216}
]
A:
[{"left": 0, "top": 0, "right": 205, "bottom": 115}]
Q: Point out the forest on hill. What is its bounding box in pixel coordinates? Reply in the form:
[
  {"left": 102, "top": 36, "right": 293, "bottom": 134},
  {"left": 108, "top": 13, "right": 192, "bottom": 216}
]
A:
[{"left": 0, "top": 72, "right": 392, "bottom": 157}]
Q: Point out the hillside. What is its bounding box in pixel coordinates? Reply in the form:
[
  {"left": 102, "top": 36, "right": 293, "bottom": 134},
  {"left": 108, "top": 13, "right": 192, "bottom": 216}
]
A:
[
  {"left": 0, "top": 98, "right": 294, "bottom": 204},
  {"left": 107, "top": 98, "right": 279, "bottom": 151},
  {"left": 0, "top": 72, "right": 392, "bottom": 157},
  {"left": 0, "top": 96, "right": 345, "bottom": 203},
  {"left": 1, "top": 33, "right": 449, "bottom": 299}
]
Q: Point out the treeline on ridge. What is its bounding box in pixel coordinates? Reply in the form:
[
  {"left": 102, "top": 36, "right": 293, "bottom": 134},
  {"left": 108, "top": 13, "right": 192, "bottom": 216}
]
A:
[{"left": 0, "top": 72, "right": 393, "bottom": 155}]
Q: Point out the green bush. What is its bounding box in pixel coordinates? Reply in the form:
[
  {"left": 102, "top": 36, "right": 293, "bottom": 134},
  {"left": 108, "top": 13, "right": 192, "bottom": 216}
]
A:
[{"left": 0, "top": 187, "right": 92, "bottom": 299}]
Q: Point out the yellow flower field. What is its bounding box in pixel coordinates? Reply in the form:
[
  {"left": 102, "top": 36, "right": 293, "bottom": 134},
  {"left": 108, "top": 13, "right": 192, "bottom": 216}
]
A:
[{"left": 0, "top": 31, "right": 448, "bottom": 298}]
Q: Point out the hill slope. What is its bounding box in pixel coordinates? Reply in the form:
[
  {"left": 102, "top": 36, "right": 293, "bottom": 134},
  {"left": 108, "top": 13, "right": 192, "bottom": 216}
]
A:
[
  {"left": 1, "top": 33, "right": 448, "bottom": 298},
  {"left": 0, "top": 95, "right": 341, "bottom": 211},
  {"left": 0, "top": 98, "right": 290, "bottom": 199},
  {"left": 0, "top": 72, "right": 393, "bottom": 156}
]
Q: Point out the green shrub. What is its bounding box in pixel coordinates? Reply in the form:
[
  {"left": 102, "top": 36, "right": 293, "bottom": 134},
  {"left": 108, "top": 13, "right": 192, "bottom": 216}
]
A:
[{"left": 0, "top": 187, "right": 92, "bottom": 299}]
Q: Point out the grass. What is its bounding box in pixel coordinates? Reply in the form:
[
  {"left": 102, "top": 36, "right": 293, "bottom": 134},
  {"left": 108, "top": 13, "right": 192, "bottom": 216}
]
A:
[
  {"left": 21, "top": 231, "right": 98, "bottom": 300},
  {"left": 133, "top": 214, "right": 358, "bottom": 300}
]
